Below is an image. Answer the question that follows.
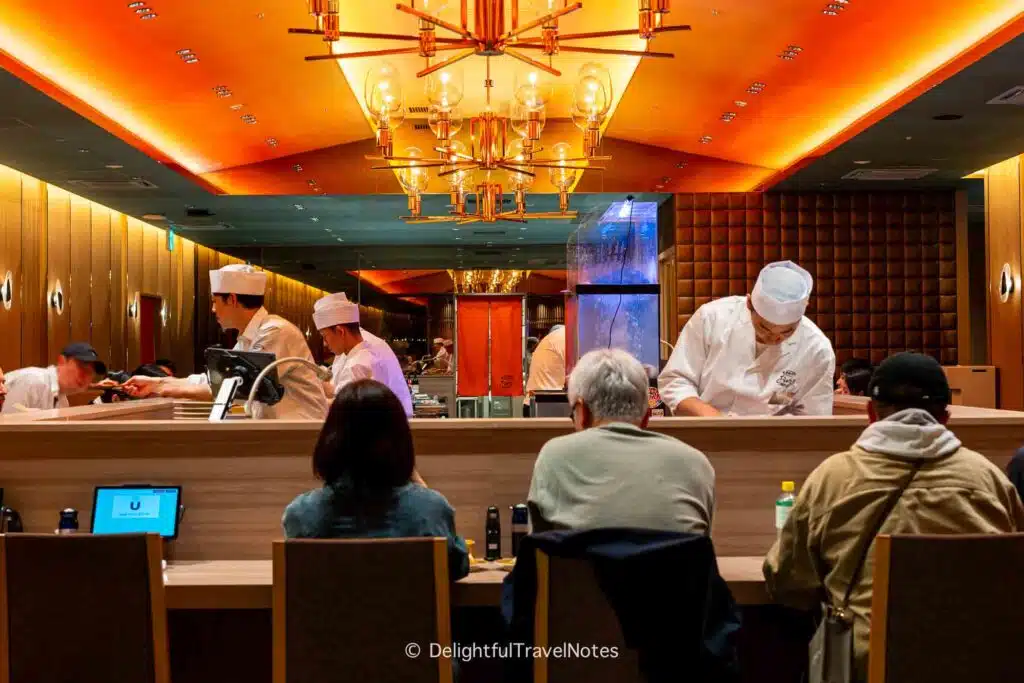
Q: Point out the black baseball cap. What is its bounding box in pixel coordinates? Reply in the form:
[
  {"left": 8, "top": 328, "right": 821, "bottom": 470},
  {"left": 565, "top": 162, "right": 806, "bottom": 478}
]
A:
[
  {"left": 867, "top": 352, "right": 950, "bottom": 408},
  {"left": 61, "top": 342, "right": 107, "bottom": 377}
]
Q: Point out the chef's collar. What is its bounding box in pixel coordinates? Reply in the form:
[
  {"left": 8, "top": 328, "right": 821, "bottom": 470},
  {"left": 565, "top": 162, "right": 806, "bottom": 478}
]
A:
[{"left": 239, "top": 307, "right": 270, "bottom": 346}]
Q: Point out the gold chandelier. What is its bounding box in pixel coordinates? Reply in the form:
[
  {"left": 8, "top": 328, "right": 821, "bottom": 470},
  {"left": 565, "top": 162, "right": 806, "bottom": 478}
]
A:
[
  {"left": 290, "top": 0, "right": 689, "bottom": 224},
  {"left": 448, "top": 269, "right": 531, "bottom": 293}
]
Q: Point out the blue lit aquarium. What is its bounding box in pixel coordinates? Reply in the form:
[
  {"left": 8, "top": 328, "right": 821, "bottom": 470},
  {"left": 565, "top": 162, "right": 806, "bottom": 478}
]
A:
[{"left": 566, "top": 199, "right": 660, "bottom": 374}]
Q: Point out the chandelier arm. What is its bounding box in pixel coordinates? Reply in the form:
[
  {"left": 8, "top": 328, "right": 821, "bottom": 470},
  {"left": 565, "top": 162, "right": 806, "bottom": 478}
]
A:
[
  {"left": 502, "top": 48, "right": 561, "bottom": 76},
  {"left": 371, "top": 162, "right": 453, "bottom": 169},
  {"left": 343, "top": 30, "right": 471, "bottom": 43},
  {"left": 515, "top": 43, "right": 674, "bottom": 58},
  {"left": 497, "top": 213, "right": 529, "bottom": 223},
  {"left": 517, "top": 25, "right": 691, "bottom": 41},
  {"left": 432, "top": 148, "right": 479, "bottom": 162},
  {"left": 288, "top": 28, "right": 324, "bottom": 35},
  {"left": 438, "top": 164, "right": 481, "bottom": 177},
  {"left": 416, "top": 48, "right": 478, "bottom": 77},
  {"left": 496, "top": 163, "right": 535, "bottom": 178},
  {"left": 396, "top": 4, "right": 474, "bottom": 39},
  {"left": 500, "top": 2, "right": 583, "bottom": 42},
  {"left": 306, "top": 45, "right": 425, "bottom": 61}
]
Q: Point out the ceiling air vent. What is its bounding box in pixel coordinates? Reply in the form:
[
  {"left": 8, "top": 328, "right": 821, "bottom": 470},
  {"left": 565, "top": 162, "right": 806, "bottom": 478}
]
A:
[
  {"left": 169, "top": 221, "right": 234, "bottom": 232},
  {"left": 66, "top": 177, "right": 158, "bottom": 190},
  {"left": 473, "top": 250, "right": 503, "bottom": 256},
  {"left": 413, "top": 123, "right": 431, "bottom": 131},
  {"left": 841, "top": 167, "right": 938, "bottom": 181},
  {"left": 987, "top": 86, "right": 1024, "bottom": 106},
  {"left": 472, "top": 229, "right": 506, "bottom": 236},
  {"left": 407, "top": 106, "right": 430, "bottom": 114}
]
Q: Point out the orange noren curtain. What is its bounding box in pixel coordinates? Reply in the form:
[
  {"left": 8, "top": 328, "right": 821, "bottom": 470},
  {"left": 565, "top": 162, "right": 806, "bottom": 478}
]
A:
[
  {"left": 456, "top": 298, "right": 490, "bottom": 396},
  {"left": 489, "top": 298, "right": 523, "bottom": 397}
]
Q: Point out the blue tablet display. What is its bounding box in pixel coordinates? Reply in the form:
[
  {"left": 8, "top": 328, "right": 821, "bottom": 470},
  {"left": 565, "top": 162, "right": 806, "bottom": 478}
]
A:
[{"left": 91, "top": 487, "right": 181, "bottom": 538}]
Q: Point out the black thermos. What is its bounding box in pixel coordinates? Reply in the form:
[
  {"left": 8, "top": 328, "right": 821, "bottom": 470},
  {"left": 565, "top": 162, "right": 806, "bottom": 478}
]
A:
[
  {"left": 511, "top": 503, "right": 529, "bottom": 556},
  {"left": 485, "top": 506, "right": 501, "bottom": 560},
  {"left": 57, "top": 508, "right": 78, "bottom": 534}
]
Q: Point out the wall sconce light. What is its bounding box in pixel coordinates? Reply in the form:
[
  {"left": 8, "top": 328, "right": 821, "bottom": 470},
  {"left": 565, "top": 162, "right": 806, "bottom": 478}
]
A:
[
  {"left": 1000, "top": 263, "right": 1015, "bottom": 303},
  {"left": 50, "top": 279, "right": 64, "bottom": 315},
  {"left": 1, "top": 271, "right": 12, "bottom": 311},
  {"left": 161, "top": 303, "right": 169, "bottom": 326},
  {"left": 127, "top": 293, "right": 139, "bottom": 318}
]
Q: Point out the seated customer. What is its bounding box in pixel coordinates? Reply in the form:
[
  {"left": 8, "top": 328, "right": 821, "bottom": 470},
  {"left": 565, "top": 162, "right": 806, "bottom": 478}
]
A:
[
  {"left": 1, "top": 342, "right": 106, "bottom": 413},
  {"left": 835, "top": 357, "right": 874, "bottom": 396},
  {"left": 764, "top": 351, "right": 1024, "bottom": 682},
  {"left": 282, "top": 379, "right": 469, "bottom": 579},
  {"left": 528, "top": 348, "right": 715, "bottom": 534}
]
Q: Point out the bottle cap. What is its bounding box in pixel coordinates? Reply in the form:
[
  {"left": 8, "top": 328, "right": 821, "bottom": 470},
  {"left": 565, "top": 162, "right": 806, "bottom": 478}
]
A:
[{"left": 782, "top": 481, "right": 795, "bottom": 492}]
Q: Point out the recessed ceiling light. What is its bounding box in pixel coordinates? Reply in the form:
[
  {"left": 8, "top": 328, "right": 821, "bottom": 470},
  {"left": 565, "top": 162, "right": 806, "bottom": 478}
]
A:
[
  {"left": 241, "top": 114, "right": 257, "bottom": 124},
  {"left": 905, "top": 136, "right": 913, "bottom": 141},
  {"left": 699, "top": 135, "right": 713, "bottom": 144},
  {"left": 293, "top": 204, "right": 305, "bottom": 210},
  {"left": 140, "top": 13, "right": 158, "bottom": 20},
  {"left": 675, "top": 160, "right": 688, "bottom": 168},
  {"left": 136, "top": 7, "right": 153, "bottom": 14},
  {"left": 747, "top": 82, "right": 766, "bottom": 94},
  {"left": 78, "top": 148, "right": 90, "bottom": 153},
  {"left": 128, "top": 2, "right": 145, "bottom": 7},
  {"left": 293, "top": 164, "right": 303, "bottom": 172},
  {"left": 853, "top": 160, "right": 871, "bottom": 165},
  {"left": 455, "top": 237, "right": 462, "bottom": 241},
  {"left": 105, "top": 163, "right": 124, "bottom": 169},
  {"left": 518, "top": 237, "right": 524, "bottom": 240},
  {"left": 265, "top": 137, "right": 279, "bottom": 147},
  {"left": 310, "top": 216, "right": 320, "bottom": 222},
  {"left": 734, "top": 100, "right": 748, "bottom": 108},
  {"left": 229, "top": 103, "right": 244, "bottom": 111},
  {"left": 176, "top": 49, "right": 192, "bottom": 56},
  {"left": 257, "top": 12, "right": 265, "bottom": 19},
  {"left": 720, "top": 112, "right": 736, "bottom": 123},
  {"left": 336, "top": 237, "right": 344, "bottom": 242}
]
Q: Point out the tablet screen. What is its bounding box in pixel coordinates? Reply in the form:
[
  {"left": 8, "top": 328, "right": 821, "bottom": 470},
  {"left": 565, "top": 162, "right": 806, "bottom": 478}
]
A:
[{"left": 91, "top": 486, "right": 181, "bottom": 538}]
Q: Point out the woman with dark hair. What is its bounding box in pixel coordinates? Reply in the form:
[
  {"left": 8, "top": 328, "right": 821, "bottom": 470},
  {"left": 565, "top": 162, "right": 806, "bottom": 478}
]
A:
[
  {"left": 282, "top": 379, "right": 469, "bottom": 579},
  {"left": 835, "top": 358, "right": 874, "bottom": 396}
]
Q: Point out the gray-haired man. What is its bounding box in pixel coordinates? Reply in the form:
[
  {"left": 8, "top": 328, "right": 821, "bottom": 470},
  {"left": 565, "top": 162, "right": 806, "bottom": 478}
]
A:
[{"left": 527, "top": 348, "right": 716, "bottom": 535}]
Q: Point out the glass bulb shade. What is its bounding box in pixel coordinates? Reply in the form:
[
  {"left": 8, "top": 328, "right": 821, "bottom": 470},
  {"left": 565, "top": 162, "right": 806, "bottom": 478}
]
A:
[
  {"left": 428, "top": 106, "right": 463, "bottom": 138},
  {"left": 364, "top": 62, "right": 404, "bottom": 123},
  {"left": 511, "top": 100, "right": 546, "bottom": 138},
  {"left": 573, "top": 75, "right": 611, "bottom": 119},
  {"left": 547, "top": 141, "right": 577, "bottom": 190},
  {"left": 575, "top": 62, "right": 613, "bottom": 116},
  {"left": 513, "top": 71, "right": 553, "bottom": 109},
  {"left": 505, "top": 140, "right": 534, "bottom": 191},
  {"left": 570, "top": 105, "right": 590, "bottom": 132},
  {"left": 419, "top": 0, "right": 450, "bottom": 17},
  {"left": 445, "top": 140, "right": 471, "bottom": 190},
  {"left": 397, "top": 147, "right": 430, "bottom": 195},
  {"left": 425, "top": 68, "right": 465, "bottom": 109}
]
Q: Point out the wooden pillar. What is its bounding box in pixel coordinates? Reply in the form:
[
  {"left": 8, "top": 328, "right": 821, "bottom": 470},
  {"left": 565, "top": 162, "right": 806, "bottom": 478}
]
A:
[{"left": 984, "top": 156, "right": 1024, "bottom": 409}]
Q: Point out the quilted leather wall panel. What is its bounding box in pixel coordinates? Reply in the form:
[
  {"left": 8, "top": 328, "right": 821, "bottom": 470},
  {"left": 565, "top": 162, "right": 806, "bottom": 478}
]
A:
[{"left": 674, "top": 192, "right": 957, "bottom": 366}]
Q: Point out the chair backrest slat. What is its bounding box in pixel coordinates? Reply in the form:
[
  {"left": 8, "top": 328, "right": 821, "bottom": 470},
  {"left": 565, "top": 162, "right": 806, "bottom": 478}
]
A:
[
  {"left": 869, "top": 533, "right": 1024, "bottom": 683},
  {"left": 273, "top": 537, "right": 453, "bottom": 683},
  {"left": 0, "top": 533, "right": 168, "bottom": 683}
]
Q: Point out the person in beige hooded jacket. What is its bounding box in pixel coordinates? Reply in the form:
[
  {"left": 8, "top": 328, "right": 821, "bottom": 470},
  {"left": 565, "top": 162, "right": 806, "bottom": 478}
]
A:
[{"left": 763, "top": 352, "right": 1024, "bottom": 682}]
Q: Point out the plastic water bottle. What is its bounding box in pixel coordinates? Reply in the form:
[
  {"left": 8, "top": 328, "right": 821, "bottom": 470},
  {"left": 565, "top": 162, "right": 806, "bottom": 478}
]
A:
[
  {"left": 485, "top": 506, "right": 501, "bottom": 561},
  {"left": 775, "top": 481, "right": 795, "bottom": 532},
  {"left": 510, "top": 503, "right": 529, "bottom": 556}
]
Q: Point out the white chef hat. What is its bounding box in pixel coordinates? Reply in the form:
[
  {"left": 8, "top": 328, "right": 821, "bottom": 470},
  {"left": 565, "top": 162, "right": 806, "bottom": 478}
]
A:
[
  {"left": 313, "top": 292, "right": 360, "bottom": 330},
  {"left": 210, "top": 264, "right": 267, "bottom": 295},
  {"left": 750, "top": 260, "right": 813, "bottom": 325}
]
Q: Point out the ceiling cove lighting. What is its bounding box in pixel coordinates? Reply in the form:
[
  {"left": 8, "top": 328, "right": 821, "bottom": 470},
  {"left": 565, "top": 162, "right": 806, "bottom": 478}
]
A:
[
  {"left": 779, "top": 45, "right": 803, "bottom": 60},
  {"left": 720, "top": 112, "right": 736, "bottom": 123},
  {"left": 212, "top": 85, "right": 233, "bottom": 98},
  {"left": 747, "top": 81, "right": 766, "bottom": 95},
  {"left": 772, "top": 3, "right": 1023, "bottom": 174},
  {"left": 240, "top": 114, "right": 257, "bottom": 124}
]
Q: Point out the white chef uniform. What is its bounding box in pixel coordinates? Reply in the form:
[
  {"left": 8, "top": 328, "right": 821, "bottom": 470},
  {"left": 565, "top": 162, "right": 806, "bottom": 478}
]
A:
[
  {"left": 658, "top": 261, "right": 835, "bottom": 416},
  {"left": 189, "top": 264, "right": 328, "bottom": 420},
  {"left": 313, "top": 293, "right": 414, "bottom": 417},
  {"left": 525, "top": 324, "right": 566, "bottom": 394}
]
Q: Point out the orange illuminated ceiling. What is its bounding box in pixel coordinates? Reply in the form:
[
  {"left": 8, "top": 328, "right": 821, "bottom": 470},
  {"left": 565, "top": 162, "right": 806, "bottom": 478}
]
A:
[
  {"left": 0, "top": 0, "right": 1020, "bottom": 195},
  {"left": 358, "top": 269, "right": 567, "bottom": 294}
]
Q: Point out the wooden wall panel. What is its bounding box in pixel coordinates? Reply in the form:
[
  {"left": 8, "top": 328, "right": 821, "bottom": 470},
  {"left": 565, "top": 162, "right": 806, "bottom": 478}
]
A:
[
  {"left": 109, "top": 213, "right": 127, "bottom": 372},
  {"left": 90, "top": 208, "right": 112, "bottom": 364},
  {"left": 0, "top": 165, "right": 331, "bottom": 378},
  {"left": 20, "top": 179, "right": 46, "bottom": 368},
  {"left": 46, "top": 187, "right": 71, "bottom": 361},
  {"left": 68, "top": 194, "right": 92, "bottom": 345},
  {"left": 0, "top": 167, "right": 22, "bottom": 373},
  {"left": 986, "top": 157, "right": 1024, "bottom": 409},
  {"left": 125, "top": 217, "right": 143, "bottom": 371}
]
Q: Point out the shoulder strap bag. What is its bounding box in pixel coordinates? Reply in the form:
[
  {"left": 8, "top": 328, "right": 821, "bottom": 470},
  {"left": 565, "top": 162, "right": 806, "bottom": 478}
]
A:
[{"left": 808, "top": 461, "right": 923, "bottom": 683}]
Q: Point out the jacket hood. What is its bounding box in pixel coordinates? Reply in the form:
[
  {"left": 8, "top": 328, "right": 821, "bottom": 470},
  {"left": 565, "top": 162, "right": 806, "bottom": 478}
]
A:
[{"left": 855, "top": 408, "right": 961, "bottom": 461}]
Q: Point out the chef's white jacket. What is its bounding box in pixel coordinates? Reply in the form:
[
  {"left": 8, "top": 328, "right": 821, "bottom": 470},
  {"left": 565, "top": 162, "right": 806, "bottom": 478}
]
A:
[
  {"left": 658, "top": 296, "right": 835, "bottom": 416},
  {"left": 525, "top": 325, "right": 566, "bottom": 394},
  {"left": 189, "top": 307, "right": 328, "bottom": 420},
  {"left": 331, "top": 329, "right": 414, "bottom": 417}
]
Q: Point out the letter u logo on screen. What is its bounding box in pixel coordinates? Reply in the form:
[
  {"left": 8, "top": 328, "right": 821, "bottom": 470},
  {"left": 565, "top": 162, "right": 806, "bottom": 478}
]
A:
[{"left": 130, "top": 500, "right": 142, "bottom": 511}]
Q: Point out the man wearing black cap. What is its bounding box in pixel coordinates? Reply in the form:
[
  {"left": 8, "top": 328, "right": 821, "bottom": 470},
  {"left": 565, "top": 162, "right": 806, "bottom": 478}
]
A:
[
  {"left": 0, "top": 342, "right": 106, "bottom": 414},
  {"left": 763, "top": 352, "right": 1024, "bottom": 682}
]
